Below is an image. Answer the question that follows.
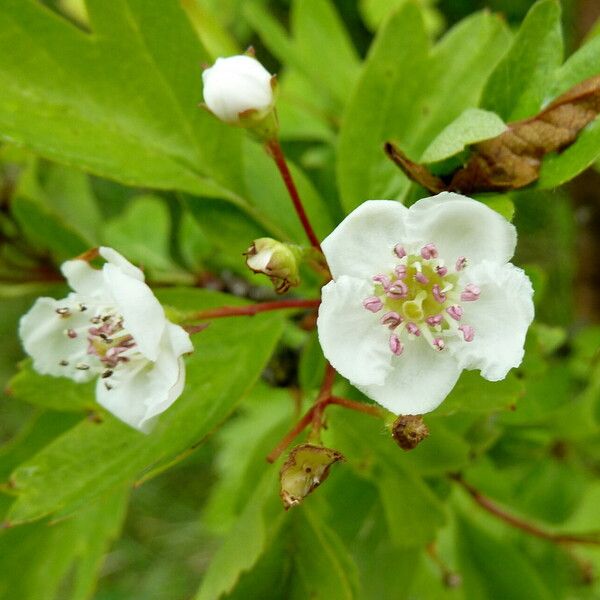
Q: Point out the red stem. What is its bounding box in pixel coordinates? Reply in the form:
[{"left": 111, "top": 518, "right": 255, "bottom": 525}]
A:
[
  {"left": 329, "top": 396, "right": 383, "bottom": 418},
  {"left": 266, "top": 138, "right": 323, "bottom": 252},
  {"left": 452, "top": 474, "right": 600, "bottom": 546},
  {"left": 190, "top": 298, "right": 320, "bottom": 321}
]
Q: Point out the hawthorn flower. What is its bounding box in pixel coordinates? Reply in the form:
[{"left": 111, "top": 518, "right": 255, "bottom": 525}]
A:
[
  {"left": 202, "top": 55, "right": 275, "bottom": 124},
  {"left": 19, "top": 247, "right": 193, "bottom": 432},
  {"left": 317, "top": 193, "right": 534, "bottom": 415}
]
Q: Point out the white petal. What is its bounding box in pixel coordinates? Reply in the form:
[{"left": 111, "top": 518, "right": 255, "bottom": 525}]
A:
[
  {"left": 447, "top": 261, "right": 534, "bottom": 381},
  {"left": 406, "top": 192, "right": 517, "bottom": 266},
  {"left": 95, "top": 362, "right": 153, "bottom": 432},
  {"left": 61, "top": 260, "right": 104, "bottom": 297},
  {"left": 19, "top": 295, "right": 96, "bottom": 383},
  {"left": 317, "top": 276, "right": 392, "bottom": 386},
  {"left": 99, "top": 246, "right": 145, "bottom": 281},
  {"left": 95, "top": 326, "right": 189, "bottom": 432},
  {"left": 102, "top": 264, "right": 166, "bottom": 361},
  {"left": 357, "top": 337, "right": 462, "bottom": 414},
  {"left": 322, "top": 200, "right": 410, "bottom": 279}
]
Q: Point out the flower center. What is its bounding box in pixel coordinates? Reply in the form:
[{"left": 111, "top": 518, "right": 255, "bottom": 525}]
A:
[
  {"left": 362, "top": 243, "right": 480, "bottom": 356},
  {"left": 55, "top": 302, "right": 144, "bottom": 390}
]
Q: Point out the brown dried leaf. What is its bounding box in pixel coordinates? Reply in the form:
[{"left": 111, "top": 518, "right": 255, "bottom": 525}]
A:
[{"left": 386, "top": 74, "right": 600, "bottom": 194}]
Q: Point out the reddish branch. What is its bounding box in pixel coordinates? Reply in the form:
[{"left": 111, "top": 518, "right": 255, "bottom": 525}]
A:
[
  {"left": 267, "top": 365, "right": 383, "bottom": 463},
  {"left": 266, "top": 138, "right": 323, "bottom": 253},
  {"left": 451, "top": 474, "right": 600, "bottom": 546},
  {"left": 190, "top": 298, "right": 320, "bottom": 321}
]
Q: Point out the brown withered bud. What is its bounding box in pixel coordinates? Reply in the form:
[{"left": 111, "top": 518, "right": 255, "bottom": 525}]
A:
[
  {"left": 391, "top": 415, "right": 429, "bottom": 451},
  {"left": 279, "top": 443, "right": 345, "bottom": 510}
]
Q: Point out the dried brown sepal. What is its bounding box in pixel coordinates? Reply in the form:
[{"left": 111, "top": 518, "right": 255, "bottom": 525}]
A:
[
  {"left": 386, "top": 74, "right": 600, "bottom": 194},
  {"left": 279, "top": 443, "right": 345, "bottom": 510},
  {"left": 391, "top": 414, "right": 429, "bottom": 451}
]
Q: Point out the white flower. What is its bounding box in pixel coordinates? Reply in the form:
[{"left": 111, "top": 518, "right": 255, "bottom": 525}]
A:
[
  {"left": 317, "top": 193, "right": 534, "bottom": 415},
  {"left": 202, "top": 55, "right": 274, "bottom": 124},
  {"left": 19, "top": 247, "right": 193, "bottom": 432}
]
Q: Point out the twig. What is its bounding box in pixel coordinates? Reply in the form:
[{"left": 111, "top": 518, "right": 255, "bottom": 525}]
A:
[
  {"left": 190, "top": 298, "right": 320, "bottom": 321},
  {"left": 266, "top": 138, "right": 323, "bottom": 253},
  {"left": 451, "top": 474, "right": 600, "bottom": 546}
]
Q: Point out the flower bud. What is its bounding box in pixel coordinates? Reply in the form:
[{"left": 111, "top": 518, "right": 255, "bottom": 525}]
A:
[
  {"left": 201, "top": 54, "right": 278, "bottom": 139},
  {"left": 244, "top": 238, "right": 301, "bottom": 294},
  {"left": 391, "top": 414, "right": 429, "bottom": 450},
  {"left": 279, "top": 444, "right": 344, "bottom": 510}
]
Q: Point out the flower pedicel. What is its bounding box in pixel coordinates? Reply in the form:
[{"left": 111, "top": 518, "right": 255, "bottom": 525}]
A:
[
  {"left": 19, "top": 247, "right": 193, "bottom": 432},
  {"left": 317, "top": 192, "right": 534, "bottom": 415}
]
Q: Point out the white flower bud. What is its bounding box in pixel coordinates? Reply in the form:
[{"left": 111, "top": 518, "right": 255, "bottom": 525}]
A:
[
  {"left": 244, "top": 238, "right": 302, "bottom": 294},
  {"left": 202, "top": 55, "right": 275, "bottom": 125}
]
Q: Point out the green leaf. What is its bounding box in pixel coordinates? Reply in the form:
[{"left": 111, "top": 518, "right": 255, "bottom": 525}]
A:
[
  {"left": 324, "top": 409, "right": 447, "bottom": 546},
  {"left": 202, "top": 384, "right": 294, "bottom": 533},
  {"left": 11, "top": 178, "right": 89, "bottom": 263},
  {"left": 375, "top": 461, "right": 447, "bottom": 547},
  {"left": 0, "top": 486, "right": 129, "bottom": 600},
  {"left": 8, "top": 360, "right": 95, "bottom": 413},
  {"left": 287, "top": 507, "right": 361, "bottom": 600},
  {"left": 290, "top": 0, "right": 361, "bottom": 107},
  {"left": 433, "top": 371, "right": 524, "bottom": 416},
  {"left": 102, "top": 194, "right": 179, "bottom": 273},
  {"left": 243, "top": 0, "right": 359, "bottom": 112},
  {"left": 0, "top": 0, "right": 243, "bottom": 200},
  {"left": 196, "top": 470, "right": 283, "bottom": 600},
  {"left": 421, "top": 108, "right": 507, "bottom": 163},
  {"left": 6, "top": 289, "right": 284, "bottom": 524},
  {"left": 455, "top": 510, "right": 553, "bottom": 600},
  {"left": 337, "top": 7, "right": 510, "bottom": 212},
  {"left": 481, "top": 0, "right": 563, "bottom": 121}
]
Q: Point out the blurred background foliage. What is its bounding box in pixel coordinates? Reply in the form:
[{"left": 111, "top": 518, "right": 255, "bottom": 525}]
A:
[{"left": 1, "top": 0, "right": 600, "bottom": 599}]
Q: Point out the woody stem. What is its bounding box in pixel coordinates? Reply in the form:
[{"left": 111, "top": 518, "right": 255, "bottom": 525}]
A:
[
  {"left": 451, "top": 473, "right": 600, "bottom": 546},
  {"left": 266, "top": 138, "right": 323, "bottom": 253},
  {"left": 188, "top": 298, "right": 320, "bottom": 322}
]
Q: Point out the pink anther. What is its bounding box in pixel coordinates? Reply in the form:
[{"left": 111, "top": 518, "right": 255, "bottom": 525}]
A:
[
  {"left": 432, "top": 284, "right": 446, "bottom": 303},
  {"left": 433, "top": 337, "right": 445, "bottom": 351},
  {"left": 389, "top": 334, "right": 404, "bottom": 356},
  {"left": 458, "top": 324, "right": 475, "bottom": 342},
  {"left": 460, "top": 284, "right": 480, "bottom": 302},
  {"left": 415, "top": 272, "right": 429, "bottom": 285},
  {"left": 426, "top": 314, "right": 443, "bottom": 327},
  {"left": 362, "top": 296, "right": 383, "bottom": 313},
  {"left": 372, "top": 274, "right": 391, "bottom": 289},
  {"left": 455, "top": 256, "right": 467, "bottom": 271},
  {"left": 387, "top": 281, "right": 409, "bottom": 299},
  {"left": 381, "top": 311, "right": 402, "bottom": 329},
  {"left": 406, "top": 322, "right": 421, "bottom": 336},
  {"left": 446, "top": 305, "right": 463, "bottom": 321},
  {"left": 420, "top": 243, "right": 438, "bottom": 260},
  {"left": 394, "top": 244, "right": 407, "bottom": 259},
  {"left": 436, "top": 266, "right": 448, "bottom": 277},
  {"left": 394, "top": 264, "right": 407, "bottom": 279}
]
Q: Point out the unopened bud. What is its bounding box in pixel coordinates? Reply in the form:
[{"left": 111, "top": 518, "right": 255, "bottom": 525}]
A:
[
  {"left": 201, "top": 54, "right": 278, "bottom": 140},
  {"left": 244, "top": 238, "right": 301, "bottom": 294},
  {"left": 391, "top": 414, "right": 429, "bottom": 450},
  {"left": 279, "top": 444, "right": 344, "bottom": 510}
]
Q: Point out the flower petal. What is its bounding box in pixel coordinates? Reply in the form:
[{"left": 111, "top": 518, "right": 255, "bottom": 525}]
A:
[
  {"left": 95, "top": 325, "right": 189, "bottom": 432},
  {"left": 99, "top": 246, "right": 145, "bottom": 281},
  {"left": 317, "top": 276, "right": 393, "bottom": 386},
  {"left": 357, "top": 337, "right": 462, "bottom": 414},
  {"left": 322, "top": 200, "right": 409, "bottom": 279},
  {"left": 19, "top": 295, "right": 96, "bottom": 383},
  {"left": 102, "top": 264, "right": 166, "bottom": 361},
  {"left": 61, "top": 260, "right": 104, "bottom": 297},
  {"left": 447, "top": 261, "right": 534, "bottom": 381},
  {"left": 406, "top": 192, "right": 517, "bottom": 266}
]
